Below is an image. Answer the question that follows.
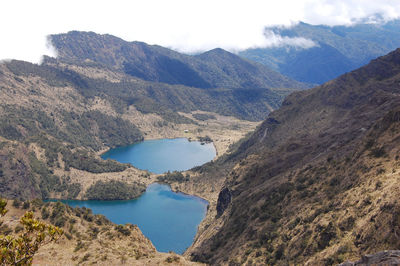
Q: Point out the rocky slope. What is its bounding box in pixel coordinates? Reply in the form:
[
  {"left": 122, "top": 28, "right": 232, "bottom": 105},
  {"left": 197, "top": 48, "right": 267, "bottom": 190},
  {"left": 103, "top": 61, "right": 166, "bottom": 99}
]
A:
[
  {"left": 189, "top": 48, "right": 400, "bottom": 265},
  {"left": 340, "top": 250, "right": 400, "bottom": 265}
]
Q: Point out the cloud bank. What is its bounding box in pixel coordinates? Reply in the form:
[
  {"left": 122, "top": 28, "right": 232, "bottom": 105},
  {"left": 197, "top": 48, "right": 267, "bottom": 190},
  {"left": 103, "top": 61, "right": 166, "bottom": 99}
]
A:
[
  {"left": 1, "top": 0, "right": 400, "bottom": 63},
  {"left": 262, "top": 30, "right": 317, "bottom": 50}
]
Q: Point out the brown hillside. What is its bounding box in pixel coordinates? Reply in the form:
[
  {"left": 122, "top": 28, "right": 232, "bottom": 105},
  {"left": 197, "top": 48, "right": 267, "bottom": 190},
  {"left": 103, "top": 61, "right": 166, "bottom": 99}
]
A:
[{"left": 189, "top": 48, "right": 400, "bottom": 265}]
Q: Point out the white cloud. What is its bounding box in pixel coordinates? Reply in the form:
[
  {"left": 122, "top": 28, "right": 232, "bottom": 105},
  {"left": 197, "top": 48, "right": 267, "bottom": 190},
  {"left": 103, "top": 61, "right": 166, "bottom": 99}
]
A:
[
  {"left": 262, "top": 30, "right": 317, "bottom": 49},
  {"left": 1, "top": 0, "right": 400, "bottom": 63}
]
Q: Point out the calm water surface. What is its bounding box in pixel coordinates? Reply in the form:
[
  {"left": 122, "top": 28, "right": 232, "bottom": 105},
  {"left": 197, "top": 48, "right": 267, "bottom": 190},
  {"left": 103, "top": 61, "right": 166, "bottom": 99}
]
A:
[
  {"left": 101, "top": 138, "right": 216, "bottom": 174},
  {"left": 56, "top": 183, "right": 208, "bottom": 254}
]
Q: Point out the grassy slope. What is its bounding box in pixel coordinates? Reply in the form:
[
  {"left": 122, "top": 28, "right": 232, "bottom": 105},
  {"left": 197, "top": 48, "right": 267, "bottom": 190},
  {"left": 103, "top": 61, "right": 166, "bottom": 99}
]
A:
[
  {"left": 190, "top": 48, "right": 400, "bottom": 265},
  {"left": 0, "top": 51, "right": 264, "bottom": 201},
  {"left": 0, "top": 200, "right": 201, "bottom": 265}
]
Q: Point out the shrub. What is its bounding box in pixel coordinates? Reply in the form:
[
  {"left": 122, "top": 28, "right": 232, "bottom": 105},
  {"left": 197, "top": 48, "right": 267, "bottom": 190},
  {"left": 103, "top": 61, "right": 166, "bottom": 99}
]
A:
[
  {"left": 198, "top": 135, "right": 213, "bottom": 143},
  {"left": 193, "top": 113, "right": 216, "bottom": 121},
  {"left": 157, "top": 171, "right": 188, "bottom": 183},
  {"left": 22, "top": 201, "right": 30, "bottom": 209},
  {"left": 79, "top": 253, "right": 91, "bottom": 263},
  {"left": 0, "top": 199, "right": 63, "bottom": 265},
  {"left": 67, "top": 183, "right": 81, "bottom": 199},
  {"left": 370, "top": 147, "right": 386, "bottom": 158},
  {"left": 115, "top": 225, "right": 131, "bottom": 236},
  {"left": 41, "top": 207, "right": 50, "bottom": 219},
  {"left": 12, "top": 199, "right": 21, "bottom": 208}
]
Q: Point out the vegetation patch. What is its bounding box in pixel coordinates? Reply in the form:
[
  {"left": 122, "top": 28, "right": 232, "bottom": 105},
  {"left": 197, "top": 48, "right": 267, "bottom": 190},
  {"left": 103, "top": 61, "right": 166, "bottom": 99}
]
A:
[
  {"left": 193, "top": 113, "right": 216, "bottom": 121},
  {"left": 85, "top": 180, "right": 146, "bottom": 200},
  {"left": 157, "top": 171, "right": 189, "bottom": 183}
]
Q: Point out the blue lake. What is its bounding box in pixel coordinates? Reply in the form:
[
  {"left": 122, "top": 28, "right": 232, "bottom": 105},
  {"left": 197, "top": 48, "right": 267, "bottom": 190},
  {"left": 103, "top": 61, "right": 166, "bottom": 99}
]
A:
[
  {"left": 53, "top": 183, "right": 208, "bottom": 254},
  {"left": 101, "top": 138, "right": 216, "bottom": 174}
]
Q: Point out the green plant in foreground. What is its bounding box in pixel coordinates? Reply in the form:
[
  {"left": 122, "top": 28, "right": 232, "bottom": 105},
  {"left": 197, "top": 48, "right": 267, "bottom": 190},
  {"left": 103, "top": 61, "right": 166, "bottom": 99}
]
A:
[{"left": 0, "top": 199, "right": 63, "bottom": 265}]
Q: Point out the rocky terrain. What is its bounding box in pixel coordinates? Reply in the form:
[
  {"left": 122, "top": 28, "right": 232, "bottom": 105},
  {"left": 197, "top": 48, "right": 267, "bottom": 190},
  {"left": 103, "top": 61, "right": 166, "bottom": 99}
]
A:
[
  {"left": 340, "top": 250, "right": 400, "bottom": 265},
  {"left": 1, "top": 29, "right": 400, "bottom": 265},
  {"left": 188, "top": 48, "right": 400, "bottom": 265}
]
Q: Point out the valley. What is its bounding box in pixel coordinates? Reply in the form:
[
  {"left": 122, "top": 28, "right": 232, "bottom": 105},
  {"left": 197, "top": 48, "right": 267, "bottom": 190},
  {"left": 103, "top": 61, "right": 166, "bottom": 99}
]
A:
[
  {"left": 0, "top": 21, "right": 400, "bottom": 265},
  {"left": 0, "top": 31, "right": 268, "bottom": 264},
  {"left": 188, "top": 48, "right": 400, "bottom": 265}
]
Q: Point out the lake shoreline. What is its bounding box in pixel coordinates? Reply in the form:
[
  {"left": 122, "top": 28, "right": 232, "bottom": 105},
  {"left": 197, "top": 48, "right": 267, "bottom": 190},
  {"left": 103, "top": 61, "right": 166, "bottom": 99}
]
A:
[
  {"left": 47, "top": 183, "right": 208, "bottom": 254},
  {"left": 101, "top": 138, "right": 216, "bottom": 174},
  {"left": 48, "top": 114, "right": 259, "bottom": 258},
  {"left": 45, "top": 181, "right": 210, "bottom": 204},
  {"left": 98, "top": 136, "right": 217, "bottom": 158}
]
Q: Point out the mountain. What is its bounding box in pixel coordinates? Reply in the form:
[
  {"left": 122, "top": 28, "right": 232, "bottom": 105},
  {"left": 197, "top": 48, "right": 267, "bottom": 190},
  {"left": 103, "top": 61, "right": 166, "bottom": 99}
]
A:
[
  {"left": 0, "top": 30, "right": 314, "bottom": 265},
  {"left": 189, "top": 48, "right": 400, "bottom": 265},
  {"left": 0, "top": 30, "right": 309, "bottom": 201},
  {"left": 51, "top": 31, "right": 306, "bottom": 90},
  {"left": 240, "top": 20, "right": 400, "bottom": 84}
]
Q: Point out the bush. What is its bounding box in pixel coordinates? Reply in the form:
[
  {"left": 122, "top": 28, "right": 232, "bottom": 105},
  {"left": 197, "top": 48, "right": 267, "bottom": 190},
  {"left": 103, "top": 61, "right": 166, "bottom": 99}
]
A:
[
  {"left": 67, "top": 183, "right": 81, "bottom": 199},
  {"left": 41, "top": 207, "right": 50, "bottom": 219},
  {"left": 157, "top": 171, "right": 188, "bottom": 183},
  {"left": 12, "top": 199, "right": 21, "bottom": 208},
  {"left": 49, "top": 202, "right": 67, "bottom": 227},
  {"left": 193, "top": 113, "right": 216, "bottom": 121},
  {"left": 0, "top": 199, "right": 63, "bottom": 265},
  {"left": 115, "top": 225, "right": 131, "bottom": 236},
  {"left": 371, "top": 147, "right": 386, "bottom": 158},
  {"left": 165, "top": 255, "right": 180, "bottom": 263},
  {"left": 22, "top": 201, "right": 30, "bottom": 209},
  {"left": 198, "top": 135, "right": 213, "bottom": 143},
  {"left": 62, "top": 149, "right": 128, "bottom": 173}
]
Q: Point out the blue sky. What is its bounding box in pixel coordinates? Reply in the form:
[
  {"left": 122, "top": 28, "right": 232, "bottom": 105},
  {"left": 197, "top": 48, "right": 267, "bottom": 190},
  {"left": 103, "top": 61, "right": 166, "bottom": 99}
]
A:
[{"left": 1, "top": 0, "right": 400, "bottom": 63}]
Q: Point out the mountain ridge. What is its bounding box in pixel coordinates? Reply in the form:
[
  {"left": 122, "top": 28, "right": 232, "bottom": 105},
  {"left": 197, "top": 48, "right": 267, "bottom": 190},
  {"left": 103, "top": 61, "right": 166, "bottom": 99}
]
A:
[
  {"left": 50, "top": 31, "right": 308, "bottom": 90},
  {"left": 189, "top": 48, "right": 400, "bottom": 265},
  {"left": 0, "top": 29, "right": 297, "bottom": 202}
]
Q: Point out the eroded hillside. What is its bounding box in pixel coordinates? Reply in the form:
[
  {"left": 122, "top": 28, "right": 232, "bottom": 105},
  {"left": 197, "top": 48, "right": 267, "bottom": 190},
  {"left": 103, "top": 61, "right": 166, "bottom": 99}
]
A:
[{"left": 189, "top": 48, "right": 400, "bottom": 265}]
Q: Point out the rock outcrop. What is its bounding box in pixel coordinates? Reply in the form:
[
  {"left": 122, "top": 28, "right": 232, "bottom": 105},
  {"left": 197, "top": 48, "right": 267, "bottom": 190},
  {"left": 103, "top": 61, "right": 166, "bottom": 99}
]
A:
[{"left": 216, "top": 187, "right": 231, "bottom": 217}]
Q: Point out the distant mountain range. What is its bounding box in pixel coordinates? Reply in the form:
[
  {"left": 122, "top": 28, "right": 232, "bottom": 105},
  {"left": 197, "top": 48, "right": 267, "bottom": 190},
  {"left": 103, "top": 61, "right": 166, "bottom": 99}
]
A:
[
  {"left": 240, "top": 20, "right": 400, "bottom": 84},
  {"left": 51, "top": 31, "right": 306, "bottom": 91}
]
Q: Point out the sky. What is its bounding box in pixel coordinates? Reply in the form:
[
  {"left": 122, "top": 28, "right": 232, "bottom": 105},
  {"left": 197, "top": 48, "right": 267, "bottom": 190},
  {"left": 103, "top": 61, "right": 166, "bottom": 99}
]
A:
[{"left": 1, "top": 0, "right": 400, "bottom": 63}]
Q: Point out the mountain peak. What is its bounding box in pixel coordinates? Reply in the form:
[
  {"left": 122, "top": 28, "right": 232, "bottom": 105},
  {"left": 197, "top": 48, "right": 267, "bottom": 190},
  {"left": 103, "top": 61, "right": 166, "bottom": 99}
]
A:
[{"left": 202, "top": 47, "right": 231, "bottom": 55}]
